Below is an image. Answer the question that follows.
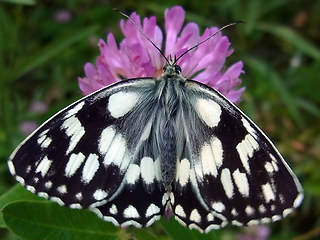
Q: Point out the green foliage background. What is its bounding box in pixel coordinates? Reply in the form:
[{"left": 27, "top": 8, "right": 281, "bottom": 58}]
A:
[{"left": 0, "top": 0, "right": 319, "bottom": 239}]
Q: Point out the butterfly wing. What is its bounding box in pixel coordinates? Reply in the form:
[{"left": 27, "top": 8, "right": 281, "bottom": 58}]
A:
[
  {"left": 8, "top": 71, "right": 303, "bottom": 231},
  {"left": 8, "top": 78, "right": 166, "bottom": 227},
  {"left": 172, "top": 80, "right": 304, "bottom": 232}
]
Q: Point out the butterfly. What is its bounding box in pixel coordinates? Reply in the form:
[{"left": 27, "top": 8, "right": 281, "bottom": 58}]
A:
[{"left": 8, "top": 18, "right": 303, "bottom": 233}]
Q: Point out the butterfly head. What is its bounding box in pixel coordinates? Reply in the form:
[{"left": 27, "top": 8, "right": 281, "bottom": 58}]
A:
[{"left": 163, "top": 64, "right": 182, "bottom": 76}]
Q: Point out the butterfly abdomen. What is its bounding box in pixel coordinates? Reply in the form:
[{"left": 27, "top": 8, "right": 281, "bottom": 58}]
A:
[{"left": 155, "top": 78, "right": 181, "bottom": 189}]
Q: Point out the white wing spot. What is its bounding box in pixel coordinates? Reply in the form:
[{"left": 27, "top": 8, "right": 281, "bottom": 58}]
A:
[
  {"left": 210, "top": 137, "right": 223, "bottom": 168},
  {"left": 175, "top": 204, "right": 186, "bottom": 218},
  {"left": 195, "top": 98, "right": 222, "bottom": 128},
  {"left": 261, "top": 218, "right": 271, "bottom": 224},
  {"left": 262, "top": 183, "right": 276, "bottom": 203},
  {"left": 70, "top": 203, "right": 81, "bottom": 209},
  {"left": 205, "top": 223, "right": 221, "bottom": 232},
  {"left": 103, "top": 134, "right": 126, "bottom": 168},
  {"left": 35, "top": 156, "right": 52, "bottom": 177},
  {"left": 279, "top": 193, "right": 285, "bottom": 204},
  {"left": 50, "top": 196, "right": 64, "bottom": 206},
  {"left": 57, "top": 185, "right": 67, "bottom": 194},
  {"left": 236, "top": 134, "right": 259, "bottom": 173},
  {"left": 162, "top": 193, "right": 169, "bottom": 206},
  {"left": 26, "top": 185, "right": 36, "bottom": 193},
  {"left": 188, "top": 223, "right": 202, "bottom": 232},
  {"left": 45, "top": 181, "right": 52, "bottom": 189},
  {"left": 37, "top": 134, "right": 46, "bottom": 145},
  {"left": 176, "top": 158, "right": 190, "bottom": 187},
  {"left": 201, "top": 137, "right": 223, "bottom": 177},
  {"left": 38, "top": 192, "right": 49, "bottom": 199},
  {"left": 294, "top": 193, "right": 304, "bottom": 208},
  {"left": 232, "top": 169, "right": 250, "bottom": 197},
  {"left": 108, "top": 92, "right": 140, "bottom": 118},
  {"left": 201, "top": 143, "right": 217, "bottom": 177},
  {"left": 271, "top": 158, "right": 279, "bottom": 171},
  {"left": 231, "top": 208, "right": 238, "bottom": 216},
  {"left": 264, "top": 161, "right": 274, "bottom": 173},
  {"left": 98, "top": 126, "right": 116, "bottom": 155},
  {"left": 169, "top": 192, "right": 175, "bottom": 205},
  {"left": 81, "top": 153, "right": 99, "bottom": 184},
  {"left": 39, "top": 129, "right": 49, "bottom": 137},
  {"left": 103, "top": 216, "right": 119, "bottom": 226},
  {"left": 61, "top": 115, "right": 85, "bottom": 154},
  {"left": 190, "top": 209, "right": 201, "bottom": 223},
  {"left": 126, "top": 164, "right": 140, "bottom": 184},
  {"left": 232, "top": 220, "right": 243, "bottom": 226},
  {"left": 272, "top": 215, "right": 281, "bottom": 222},
  {"left": 64, "top": 101, "right": 85, "bottom": 119},
  {"left": 140, "top": 157, "right": 155, "bottom": 184},
  {"left": 145, "top": 204, "right": 160, "bottom": 218},
  {"left": 109, "top": 204, "right": 118, "bottom": 215},
  {"left": 247, "top": 219, "right": 259, "bottom": 226},
  {"left": 15, "top": 176, "right": 25, "bottom": 185},
  {"left": 220, "top": 168, "right": 234, "bottom": 199},
  {"left": 259, "top": 204, "right": 266, "bottom": 214},
  {"left": 41, "top": 137, "right": 52, "bottom": 148},
  {"left": 123, "top": 205, "right": 140, "bottom": 219},
  {"left": 283, "top": 208, "right": 293, "bottom": 217},
  {"left": 245, "top": 205, "right": 254, "bottom": 216},
  {"left": 207, "top": 213, "right": 214, "bottom": 221},
  {"left": 93, "top": 189, "right": 108, "bottom": 201},
  {"left": 65, "top": 152, "right": 85, "bottom": 177},
  {"left": 211, "top": 201, "right": 225, "bottom": 212},
  {"left": 37, "top": 134, "right": 52, "bottom": 148},
  {"left": 8, "top": 160, "right": 15, "bottom": 175},
  {"left": 269, "top": 153, "right": 278, "bottom": 163},
  {"left": 76, "top": 192, "right": 83, "bottom": 201},
  {"left": 241, "top": 117, "right": 257, "bottom": 138}
]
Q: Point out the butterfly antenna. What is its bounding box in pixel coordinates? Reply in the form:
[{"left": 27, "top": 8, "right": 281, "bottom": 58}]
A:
[
  {"left": 174, "top": 20, "right": 244, "bottom": 65},
  {"left": 113, "top": 8, "right": 170, "bottom": 64}
]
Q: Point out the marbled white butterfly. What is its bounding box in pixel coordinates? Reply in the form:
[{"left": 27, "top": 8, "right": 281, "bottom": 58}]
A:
[{"left": 8, "top": 14, "right": 303, "bottom": 233}]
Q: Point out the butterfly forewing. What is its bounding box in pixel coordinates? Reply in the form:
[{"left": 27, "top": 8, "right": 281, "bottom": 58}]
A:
[
  {"left": 9, "top": 78, "right": 163, "bottom": 207},
  {"left": 8, "top": 65, "right": 303, "bottom": 232}
]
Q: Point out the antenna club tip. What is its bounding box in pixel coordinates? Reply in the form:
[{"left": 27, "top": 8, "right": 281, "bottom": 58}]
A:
[{"left": 235, "top": 20, "right": 245, "bottom": 24}]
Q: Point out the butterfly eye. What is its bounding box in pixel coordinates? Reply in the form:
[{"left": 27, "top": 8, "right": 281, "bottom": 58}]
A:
[{"left": 175, "top": 65, "right": 182, "bottom": 74}]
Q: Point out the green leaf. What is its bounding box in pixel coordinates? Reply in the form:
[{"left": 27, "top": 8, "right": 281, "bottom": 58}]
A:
[
  {"left": 0, "top": 185, "right": 43, "bottom": 228},
  {"left": 3, "top": 201, "right": 122, "bottom": 240},
  {"left": 0, "top": 185, "right": 43, "bottom": 210},
  {"left": 258, "top": 23, "right": 320, "bottom": 60},
  {"left": 0, "top": 0, "right": 36, "bottom": 5},
  {"left": 7, "top": 25, "right": 99, "bottom": 83},
  {"left": 245, "top": 57, "right": 303, "bottom": 126},
  {"left": 296, "top": 98, "right": 320, "bottom": 119}
]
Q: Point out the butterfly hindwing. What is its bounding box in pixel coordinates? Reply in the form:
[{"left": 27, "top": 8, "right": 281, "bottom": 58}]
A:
[{"left": 172, "top": 80, "right": 303, "bottom": 232}]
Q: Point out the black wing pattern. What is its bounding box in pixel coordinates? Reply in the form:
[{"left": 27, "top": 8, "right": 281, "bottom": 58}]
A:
[
  {"left": 8, "top": 78, "right": 169, "bottom": 227},
  {"left": 172, "top": 80, "right": 303, "bottom": 232},
  {"left": 8, "top": 66, "right": 303, "bottom": 232}
]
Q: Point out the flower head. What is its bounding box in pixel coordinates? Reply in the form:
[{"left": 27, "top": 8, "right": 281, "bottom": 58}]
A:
[{"left": 79, "top": 6, "right": 244, "bottom": 103}]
